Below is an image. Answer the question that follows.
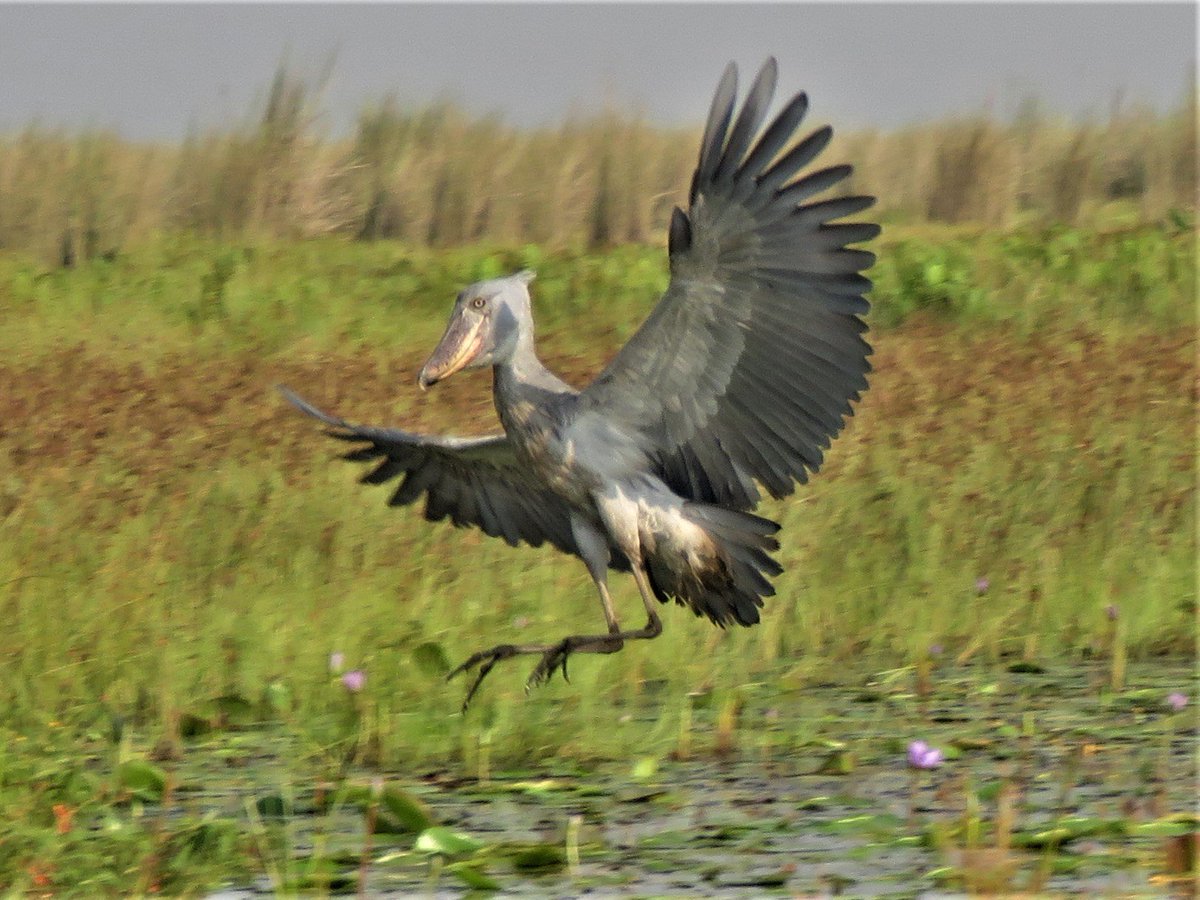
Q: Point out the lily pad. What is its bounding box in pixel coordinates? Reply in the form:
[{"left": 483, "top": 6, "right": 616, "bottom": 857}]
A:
[
  {"left": 413, "top": 642, "right": 451, "bottom": 677},
  {"left": 719, "top": 866, "right": 793, "bottom": 888},
  {"left": 631, "top": 756, "right": 658, "bottom": 780},
  {"left": 812, "top": 749, "right": 855, "bottom": 775},
  {"left": 798, "top": 795, "right": 832, "bottom": 811},
  {"left": 380, "top": 786, "right": 436, "bottom": 833},
  {"left": 255, "top": 793, "right": 292, "bottom": 820},
  {"left": 1129, "top": 819, "right": 1196, "bottom": 838},
  {"left": 819, "top": 813, "right": 905, "bottom": 837},
  {"left": 261, "top": 680, "right": 292, "bottom": 716},
  {"left": 615, "top": 786, "right": 668, "bottom": 803},
  {"left": 213, "top": 694, "right": 256, "bottom": 728},
  {"left": 415, "top": 826, "right": 485, "bottom": 856},
  {"left": 509, "top": 843, "right": 566, "bottom": 872},
  {"left": 179, "top": 712, "right": 213, "bottom": 738},
  {"left": 501, "top": 778, "right": 570, "bottom": 795},
  {"left": 447, "top": 861, "right": 501, "bottom": 890},
  {"left": 117, "top": 759, "right": 167, "bottom": 802},
  {"left": 281, "top": 865, "right": 357, "bottom": 894},
  {"left": 1012, "top": 816, "right": 1123, "bottom": 849},
  {"left": 950, "top": 736, "right": 993, "bottom": 751},
  {"left": 336, "top": 782, "right": 435, "bottom": 834},
  {"left": 1007, "top": 661, "right": 1046, "bottom": 674}
]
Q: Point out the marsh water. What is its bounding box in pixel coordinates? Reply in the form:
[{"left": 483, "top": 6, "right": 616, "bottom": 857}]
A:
[{"left": 192, "top": 660, "right": 1195, "bottom": 897}]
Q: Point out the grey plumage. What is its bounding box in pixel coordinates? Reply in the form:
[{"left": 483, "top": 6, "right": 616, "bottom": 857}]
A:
[
  {"left": 278, "top": 387, "right": 587, "bottom": 559},
  {"left": 282, "top": 58, "right": 878, "bottom": 708}
]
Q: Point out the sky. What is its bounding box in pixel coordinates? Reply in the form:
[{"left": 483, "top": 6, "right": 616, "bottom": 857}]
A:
[{"left": 0, "top": 2, "right": 1194, "bottom": 140}]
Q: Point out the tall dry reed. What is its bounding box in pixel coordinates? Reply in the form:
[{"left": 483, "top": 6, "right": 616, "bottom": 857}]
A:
[{"left": 0, "top": 62, "right": 1193, "bottom": 264}]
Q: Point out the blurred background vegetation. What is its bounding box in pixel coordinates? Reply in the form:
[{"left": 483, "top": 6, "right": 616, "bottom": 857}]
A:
[
  {"left": 0, "top": 55, "right": 1193, "bottom": 893},
  {"left": 0, "top": 58, "right": 1193, "bottom": 736},
  {"left": 0, "top": 62, "right": 1194, "bottom": 266}
]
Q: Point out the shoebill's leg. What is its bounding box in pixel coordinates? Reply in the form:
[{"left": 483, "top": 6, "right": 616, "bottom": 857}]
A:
[
  {"left": 448, "top": 515, "right": 623, "bottom": 708},
  {"left": 448, "top": 514, "right": 663, "bottom": 709},
  {"left": 628, "top": 564, "right": 664, "bottom": 639},
  {"left": 447, "top": 582, "right": 625, "bottom": 710}
]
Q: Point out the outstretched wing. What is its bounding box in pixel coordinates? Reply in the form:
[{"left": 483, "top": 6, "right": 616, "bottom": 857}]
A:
[
  {"left": 580, "top": 58, "right": 877, "bottom": 510},
  {"left": 280, "top": 387, "right": 579, "bottom": 556}
]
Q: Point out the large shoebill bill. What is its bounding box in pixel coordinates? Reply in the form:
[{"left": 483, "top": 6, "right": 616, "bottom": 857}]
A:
[{"left": 282, "top": 58, "right": 878, "bottom": 709}]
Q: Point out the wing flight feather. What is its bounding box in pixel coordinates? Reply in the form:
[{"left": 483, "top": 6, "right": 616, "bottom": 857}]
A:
[{"left": 580, "top": 57, "right": 878, "bottom": 510}]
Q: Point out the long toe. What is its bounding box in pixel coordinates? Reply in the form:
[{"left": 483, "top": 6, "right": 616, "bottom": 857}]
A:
[
  {"left": 526, "top": 642, "right": 571, "bottom": 692},
  {"left": 460, "top": 666, "right": 492, "bottom": 712},
  {"left": 447, "top": 644, "right": 519, "bottom": 681}
]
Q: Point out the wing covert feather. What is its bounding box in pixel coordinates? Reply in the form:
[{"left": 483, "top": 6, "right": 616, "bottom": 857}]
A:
[{"left": 279, "top": 387, "right": 579, "bottom": 556}]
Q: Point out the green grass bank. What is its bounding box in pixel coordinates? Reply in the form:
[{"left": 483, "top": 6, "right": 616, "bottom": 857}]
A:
[{"left": 0, "top": 223, "right": 1193, "bottom": 890}]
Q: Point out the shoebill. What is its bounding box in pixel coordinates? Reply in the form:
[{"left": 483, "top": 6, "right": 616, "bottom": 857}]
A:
[{"left": 282, "top": 58, "right": 878, "bottom": 709}]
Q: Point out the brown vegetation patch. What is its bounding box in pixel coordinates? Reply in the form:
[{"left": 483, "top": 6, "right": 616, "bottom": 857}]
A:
[{"left": 0, "top": 322, "right": 1191, "bottom": 521}]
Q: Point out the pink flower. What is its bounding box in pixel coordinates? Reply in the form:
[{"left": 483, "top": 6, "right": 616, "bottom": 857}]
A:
[
  {"left": 975, "top": 578, "right": 990, "bottom": 594},
  {"left": 329, "top": 652, "right": 345, "bottom": 673},
  {"left": 1167, "top": 692, "right": 1188, "bottom": 712},
  {"left": 341, "top": 670, "right": 366, "bottom": 693},
  {"left": 907, "top": 740, "right": 943, "bottom": 769}
]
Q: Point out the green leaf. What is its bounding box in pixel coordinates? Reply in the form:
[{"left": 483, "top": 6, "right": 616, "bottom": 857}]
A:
[
  {"left": 631, "top": 756, "right": 658, "bottom": 781},
  {"left": 1012, "top": 816, "right": 1121, "bottom": 849},
  {"left": 413, "top": 642, "right": 451, "bottom": 677},
  {"left": 503, "top": 779, "right": 568, "bottom": 796},
  {"left": 1129, "top": 819, "right": 1193, "bottom": 838},
  {"left": 262, "top": 680, "right": 292, "bottom": 716},
  {"left": 255, "top": 793, "right": 292, "bottom": 820},
  {"left": 974, "top": 780, "right": 1005, "bottom": 803},
  {"left": 379, "top": 786, "right": 436, "bottom": 833},
  {"left": 108, "top": 712, "right": 126, "bottom": 745},
  {"left": 117, "top": 759, "right": 167, "bottom": 802},
  {"left": 213, "top": 694, "right": 256, "bottom": 728},
  {"left": 798, "top": 796, "right": 831, "bottom": 811},
  {"left": 447, "top": 862, "right": 502, "bottom": 890},
  {"left": 737, "top": 867, "right": 792, "bottom": 888},
  {"left": 179, "top": 712, "right": 213, "bottom": 738},
  {"left": 1007, "top": 661, "right": 1046, "bottom": 674},
  {"left": 950, "top": 736, "right": 993, "bottom": 751},
  {"left": 281, "top": 868, "right": 357, "bottom": 894},
  {"left": 615, "top": 786, "right": 668, "bottom": 803},
  {"left": 415, "top": 826, "right": 485, "bottom": 856},
  {"left": 510, "top": 843, "right": 566, "bottom": 872},
  {"left": 819, "top": 813, "right": 905, "bottom": 837},
  {"left": 813, "top": 749, "right": 855, "bottom": 775}
]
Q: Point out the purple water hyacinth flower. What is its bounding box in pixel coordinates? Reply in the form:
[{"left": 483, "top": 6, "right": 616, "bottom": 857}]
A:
[
  {"left": 1105, "top": 604, "right": 1119, "bottom": 621},
  {"left": 341, "top": 670, "right": 366, "bottom": 693},
  {"left": 907, "top": 740, "right": 943, "bottom": 769},
  {"left": 329, "top": 652, "right": 345, "bottom": 673},
  {"left": 975, "top": 577, "right": 990, "bottom": 595},
  {"left": 1167, "top": 692, "right": 1188, "bottom": 712}
]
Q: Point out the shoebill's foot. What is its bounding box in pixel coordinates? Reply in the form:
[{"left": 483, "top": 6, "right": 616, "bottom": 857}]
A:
[
  {"left": 446, "top": 643, "right": 529, "bottom": 712},
  {"left": 525, "top": 634, "right": 623, "bottom": 691},
  {"left": 447, "top": 634, "right": 624, "bottom": 711}
]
